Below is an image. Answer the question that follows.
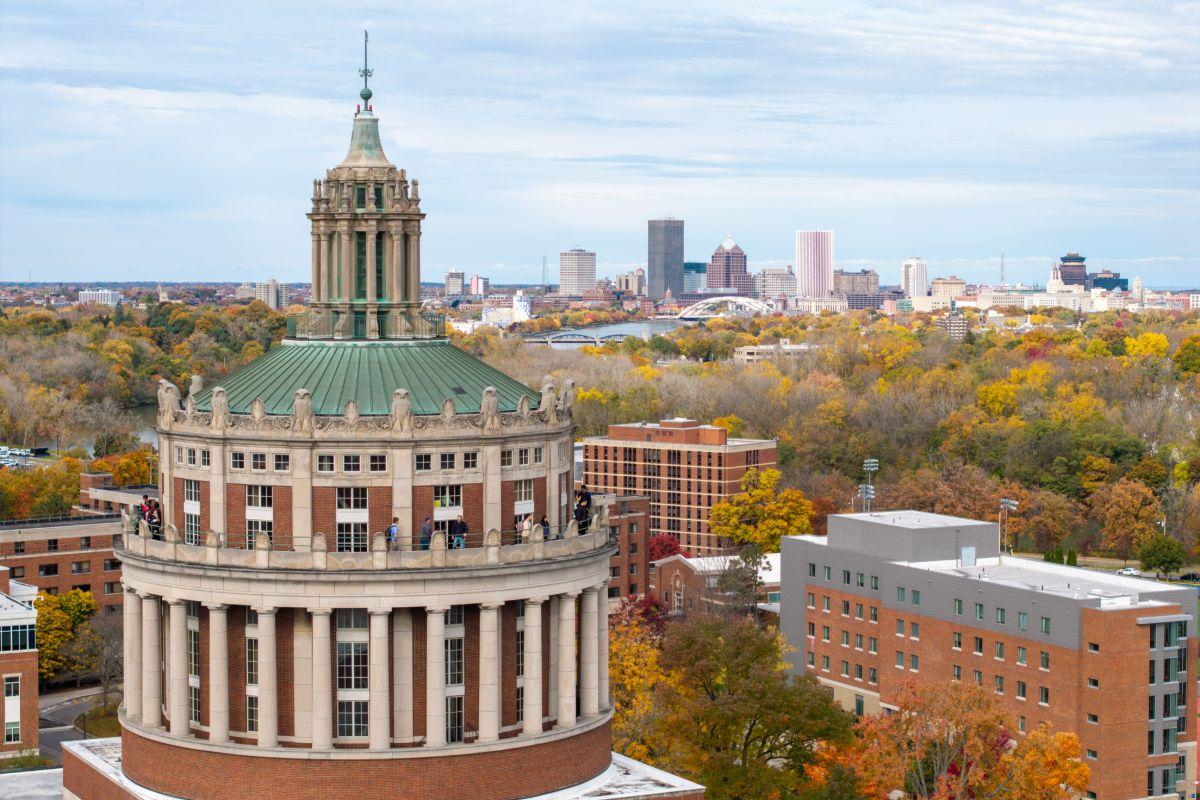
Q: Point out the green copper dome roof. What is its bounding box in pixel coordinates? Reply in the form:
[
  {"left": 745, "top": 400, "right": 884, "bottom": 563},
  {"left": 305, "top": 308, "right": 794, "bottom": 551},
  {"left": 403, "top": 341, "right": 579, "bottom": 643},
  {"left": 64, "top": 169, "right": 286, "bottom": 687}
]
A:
[{"left": 192, "top": 339, "right": 539, "bottom": 417}]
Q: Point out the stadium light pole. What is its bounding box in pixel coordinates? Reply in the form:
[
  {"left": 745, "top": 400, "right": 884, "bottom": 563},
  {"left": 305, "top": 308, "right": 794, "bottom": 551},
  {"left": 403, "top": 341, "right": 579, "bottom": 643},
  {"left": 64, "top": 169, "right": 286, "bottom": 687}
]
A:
[{"left": 999, "top": 498, "right": 1019, "bottom": 555}]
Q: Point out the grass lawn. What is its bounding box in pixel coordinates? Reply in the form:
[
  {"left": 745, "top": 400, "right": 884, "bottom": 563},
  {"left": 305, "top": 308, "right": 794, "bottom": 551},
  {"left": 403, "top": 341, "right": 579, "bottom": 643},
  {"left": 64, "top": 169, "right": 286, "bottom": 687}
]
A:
[{"left": 74, "top": 703, "right": 121, "bottom": 737}]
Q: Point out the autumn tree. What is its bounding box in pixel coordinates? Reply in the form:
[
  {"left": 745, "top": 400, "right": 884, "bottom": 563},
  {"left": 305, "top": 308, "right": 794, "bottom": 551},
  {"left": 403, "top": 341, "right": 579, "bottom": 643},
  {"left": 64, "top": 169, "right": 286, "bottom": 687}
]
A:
[
  {"left": 648, "top": 533, "right": 683, "bottom": 561},
  {"left": 855, "top": 681, "right": 1089, "bottom": 800},
  {"left": 609, "top": 603, "right": 663, "bottom": 762},
  {"left": 67, "top": 610, "right": 124, "bottom": 708},
  {"left": 1174, "top": 335, "right": 1200, "bottom": 374},
  {"left": 36, "top": 589, "right": 99, "bottom": 681},
  {"left": 1094, "top": 478, "right": 1163, "bottom": 561},
  {"left": 653, "top": 613, "right": 853, "bottom": 799},
  {"left": 1138, "top": 534, "right": 1187, "bottom": 578},
  {"left": 709, "top": 468, "right": 814, "bottom": 552}
]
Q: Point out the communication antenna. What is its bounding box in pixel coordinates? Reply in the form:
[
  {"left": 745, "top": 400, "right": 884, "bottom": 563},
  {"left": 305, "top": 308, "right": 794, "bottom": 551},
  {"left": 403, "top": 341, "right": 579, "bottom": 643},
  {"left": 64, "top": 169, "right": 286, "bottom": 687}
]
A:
[
  {"left": 542, "top": 256, "right": 548, "bottom": 292},
  {"left": 1000, "top": 253, "right": 1005, "bottom": 288}
]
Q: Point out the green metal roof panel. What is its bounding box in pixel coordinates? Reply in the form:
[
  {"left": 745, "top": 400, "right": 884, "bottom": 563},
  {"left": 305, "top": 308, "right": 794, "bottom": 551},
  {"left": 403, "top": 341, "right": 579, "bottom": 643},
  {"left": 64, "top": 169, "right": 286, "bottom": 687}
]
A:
[{"left": 192, "top": 340, "right": 540, "bottom": 417}]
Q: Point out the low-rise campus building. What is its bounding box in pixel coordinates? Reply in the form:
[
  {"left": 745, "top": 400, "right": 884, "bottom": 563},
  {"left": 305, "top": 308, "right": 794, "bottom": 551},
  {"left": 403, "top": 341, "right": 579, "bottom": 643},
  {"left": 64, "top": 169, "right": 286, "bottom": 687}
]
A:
[
  {"left": 781, "top": 511, "right": 1197, "bottom": 800},
  {"left": 0, "top": 566, "right": 38, "bottom": 760}
]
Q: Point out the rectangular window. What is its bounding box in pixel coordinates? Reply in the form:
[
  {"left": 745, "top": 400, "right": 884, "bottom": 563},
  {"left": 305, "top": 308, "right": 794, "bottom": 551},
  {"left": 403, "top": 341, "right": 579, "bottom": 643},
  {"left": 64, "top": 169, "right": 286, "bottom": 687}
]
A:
[
  {"left": 39, "top": 564, "right": 58, "bottom": 577},
  {"left": 500, "top": 450, "right": 513, "bottom": 468},
  {"left": 808, "top": 563, "right": 816, "bottom": 578},
  {"left": 342, "top": 454, "right": 360, "bottom": 472},
  {"left": 251, "top": 453, "right": 266, "bottom": 471},
  {"left": 463, "top": 452, "right": 478, "bottom": 469},
  {"left": 895, "top": 651, "right": 904, "bottom": 668},
  {"left": 996, "top": 608, "right": 1006, "bottom": 624},
  {"left": 231, "top": 451, "right": 245, "bottom": 470},
  {"left": 1040, "top": 651, "right": 1050, "bottom": 670},
  {"left": 433, "top": 484, "right": 462, "bottom": 509},
  {"left": 995, "top": 642, "right": 1004, "bottom": 660},
  {"left": 910, "top": 622, "right": 919, "bottom": 639},
  {"left": 274, "top": 454, "right": 290, "bottom": 471},
  {"left": 514, "top": 479, "right": 534, "bottom": 503},
  {"left": 71, "top": 560, "right": 91, "bottom": 574},
  {"left": 445, "top": 638, "right": 464, "bottom": 686},
  {"left": 337, "top": 642, "right": 369, "bottom": 690},
  {"left": 952, "top": 664, "right": 962, "bottom": 680},
  {"left": 868, "top": 637, "right": 877, "bottom": 653},
  {"left": 1087, "top": 642, "right": 1099, "bottom": 653},
  {"left": 821, "top": 626, "right": 830, "bottom": 642},
  {"left": 870, "top": 575, "right": 878, "bottom": 590},
  {"left": 911, "top": 590, "right": 920, "bottom": 606},
  {"left": 104, "top": 581, "right": 121, "bottom": 594},
  {"left": 841, "top": 600, "right": 850, "bottom": 616},
  {"left": 317, "top": 454, "right": 334, "bottom": 472},
  {"left": 822, "top": 597, "right": 830, "bottom": 612},
  {"left": 201, "top": 449, "right": 210, "bottom": 467},
  {"left": 953, "top": 632, "right": 962, "bottom": 649},
  {"left": 910, "top": 654, "right": 919, "bottom": 671},
  {"left": 843, "top": 570, "right": 851, "bottom": 585},
  {"left": 336, "top": 486, "right": 367, "bottom": 510},
  {"left": 186, "top": 447, "right": 196, "bottom": 466},
  {"left": 246, "top": 519, "right": 273, "bottom": 549},
  {"left": 370, "top": 455, "right": 387, "bottom": 472},
  {"left": 184, "top": 479, "right": 200, "bottom": 503},
  {"left": 446, "top": 694, "right": 464, "bottom": 744},
  {"left": 1087, "top": 713, "right": 1098, "bottom": 724},
  {"left": 104, "top": 558, "right": 120, "bottom": 571},
  {"left": 337, "top": 700, "right": 368, "bottom": 737},
  {"left": 1018, "top": 611, "right": 1028, "bottom": 630},
  {"left": 1088, "top": 677, "right": 1099, "bottom": 689},
  {"left": 518, "top": 448, "right": 529, "bottom": 466},
  {"left": 1039, "top": 686, "right": 1049, "bottom": 705},
  {"left": 3, "top": 676, "right": 19, "bottom": 697},
  {"left": 975, "top": 603, "right": 984, "bottom": 621},
  {"left": 47, "top": 539, "right": 57, "bottom": 552},
  {"left": 856, "top": 572, "right": 865, "bottom": 587},
  {"left": 973, "top": 637, "right": 983, "bottom": 655},
  {"left": 184, "top": 513, "right": 200, "bottom": 545},
  {"left": 897, "top": 587, "right": 906, "bottom": 603},
  {"left": 1040, "top": 617, "right": 1051, "bottom": 635},
  {"left": 415, "top": 453, "right": 432, "bottom": 472},
  {"left": 840, "top": 631, "right": 850, "bottom": 646},
  {"left": 336, "top": 522, "right": 368, "bottom": 553},
  {"left": 1017, "top": 681, "right": 1026, "bottom": 699},
  {"left": 246, "top": 638, "right": 259, "bottom": 685},
  {"left": 896, "top": 619, "right": 905, "bottom": 636},
  {"left": 973, "top": 670, "right": 983, "bottom": 685},
  {"left": 824, "top": 566, "right": 832, "bottom": 580},
  {"left": 247, "top": 485, "right": 273, "bottom": 507},
  {"left": 869, "top": 606, "right": 878, "bottom": 622},
  {"left": 994, "top": 675, "right": 1004, "bottom": 693},
  {"left": 4, "top": 721, "right": 19, "bottom": 744},
  {"left": 188, "top": 629, "right": 200, "bottom": 676},
  {"left": 440, "top": 453, "right": 456, "bottom": 471},
  {"left": 190, "top": 685, "right": 201, "bottom": 724}
]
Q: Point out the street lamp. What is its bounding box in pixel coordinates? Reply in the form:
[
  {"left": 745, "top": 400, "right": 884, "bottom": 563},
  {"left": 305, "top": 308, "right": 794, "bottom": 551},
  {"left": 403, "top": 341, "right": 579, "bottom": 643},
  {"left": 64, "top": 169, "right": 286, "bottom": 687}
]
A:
[
  {"left": 999, "top": 498, "right": 1019, "bottom": 555},
  {"left": 859, "top": 484, "right": 876, "bottom": 514}
]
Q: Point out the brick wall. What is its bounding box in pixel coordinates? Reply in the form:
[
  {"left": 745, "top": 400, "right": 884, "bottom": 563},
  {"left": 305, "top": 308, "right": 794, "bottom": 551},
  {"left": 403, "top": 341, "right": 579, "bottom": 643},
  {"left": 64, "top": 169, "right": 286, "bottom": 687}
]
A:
[
  {"left": 312, "top": 487, "right": 336, "bottom": 539},
  {"left": 172, "top": 477, "right": 185, "bottom": 531},
  {"left": 411, "top": 485, "right": 433, "bottom": 542},
  {"left": 462, "top": 482, "right": 483, "bottom": 538},
  {"left": 273, "top": 486, "right": 292, "bottom": 550},
  {"left": 115, "top": 720, "right": 613, "bottom": 800},
  {"left": 226, "top": 484, "right": 247, "bottom": 549},
  {"left": 0, "top": 537, "right": 121, "bottom": 608},
  {"left": 0, "top": 649, "right": 38, "bottom": 758},
  {"left": 368, "top": 486, "right": 393, "bottom": 538}
]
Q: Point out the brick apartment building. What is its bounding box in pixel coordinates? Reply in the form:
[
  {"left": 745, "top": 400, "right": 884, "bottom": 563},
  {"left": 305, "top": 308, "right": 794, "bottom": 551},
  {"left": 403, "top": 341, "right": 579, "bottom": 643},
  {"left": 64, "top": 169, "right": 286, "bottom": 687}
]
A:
[
  {"left": 598, "top": 494, "right": 650, "bottom": 605},
  {"left": 0, "top": 518, "right": 124, "bottom": 612},
  {"left": 781, "top": 511, "right": 1197, "bottom": 800},
  {"left": 0, "top": 565, "right": 38, "bottom": 760},
  {"left": 652, "top": 552, "right": 780, "bottom": 615},
  {"left": 581, "top": 418, "right": 776, "bottom": 557}
]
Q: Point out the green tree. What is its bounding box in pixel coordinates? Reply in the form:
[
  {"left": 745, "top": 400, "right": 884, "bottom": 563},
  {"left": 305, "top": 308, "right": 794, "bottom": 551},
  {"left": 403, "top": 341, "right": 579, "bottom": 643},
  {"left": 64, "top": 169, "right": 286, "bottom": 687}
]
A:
[
  {"left": 1095, "top": 479, "right": 1163, "bottom": 561},
  {"left": 1138, "top": 535, "right": 1187, "bottom": 579},
  {"left": 653, "top": 613, "right": 854, "bottom": 799},
  {"left": 1174, "top": 335, "right": 1200, "bottom": 373}
]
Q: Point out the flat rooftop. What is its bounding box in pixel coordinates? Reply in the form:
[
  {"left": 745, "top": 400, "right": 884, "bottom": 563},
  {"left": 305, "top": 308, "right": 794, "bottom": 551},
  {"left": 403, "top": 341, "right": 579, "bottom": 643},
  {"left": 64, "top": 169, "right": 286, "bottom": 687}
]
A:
[{"left": 837, "top": 510, "right": 990, "bottom": 529}]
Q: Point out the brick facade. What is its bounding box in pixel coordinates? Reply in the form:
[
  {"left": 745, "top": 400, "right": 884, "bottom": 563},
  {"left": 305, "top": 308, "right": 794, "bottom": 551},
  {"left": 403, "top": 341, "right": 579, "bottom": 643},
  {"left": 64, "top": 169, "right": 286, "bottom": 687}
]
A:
[
  {"left": 0, "top": 525, "right": 122, "bottom": 609},
  {"left": 0, "top": 649, "right": 37, "bottom": 759}
]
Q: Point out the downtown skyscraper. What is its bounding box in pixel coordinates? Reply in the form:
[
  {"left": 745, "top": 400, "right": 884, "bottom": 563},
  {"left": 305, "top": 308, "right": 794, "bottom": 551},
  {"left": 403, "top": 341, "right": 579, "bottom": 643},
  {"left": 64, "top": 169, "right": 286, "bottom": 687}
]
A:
[
  {"left": 559, "top": 248, "right": 597, "bottom": 295},
  {"left": 901, "top": 257, "right": 929, "bottom": 298},
  {"left": 648, "top": 218, "right": 684, "bottom": 299},
  {"left": 796, "top": 230, "right": 834, "bottom": 298}
]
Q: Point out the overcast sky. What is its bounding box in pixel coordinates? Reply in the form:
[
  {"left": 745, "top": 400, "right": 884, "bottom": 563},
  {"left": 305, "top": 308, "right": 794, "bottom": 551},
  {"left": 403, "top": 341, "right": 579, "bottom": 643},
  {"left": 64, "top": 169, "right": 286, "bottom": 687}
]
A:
[{"left": 1, "top": 1, "right": 1197, "bottom": 287}]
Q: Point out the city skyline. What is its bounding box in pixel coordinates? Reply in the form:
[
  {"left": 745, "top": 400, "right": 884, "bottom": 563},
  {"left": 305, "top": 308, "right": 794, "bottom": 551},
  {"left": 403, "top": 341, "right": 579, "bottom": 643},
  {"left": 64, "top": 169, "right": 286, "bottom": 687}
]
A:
[{"left": 0, "top": 2, "right": 1196, "bottom": 286}]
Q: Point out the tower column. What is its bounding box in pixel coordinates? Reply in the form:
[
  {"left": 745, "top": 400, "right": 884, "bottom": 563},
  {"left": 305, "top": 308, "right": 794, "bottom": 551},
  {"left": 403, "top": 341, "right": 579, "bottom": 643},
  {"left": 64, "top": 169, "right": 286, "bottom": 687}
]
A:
[
  {"left": 310, "top": 233, "right": 321, "bottom": 302},
  {"left": 393, "top": 608, "right": 413, "bottom": 742},
  {"left": 598, "top": 584, "right": 610, "bottom": 710},
  {"left": 318, "top": 232, "right": 331, "bottom": 303},
  {"left": 556, "top": 591, "right": 578, "bottom": 728},
  {"left": 368, "top": 609, "right": 390, "bottom": 748},
  {"left": 365, "top": 224, "right": 378, "bottom": 301},
  {"left": 406, "top": 227, "right": 421, "bottom": 309},
  {"left": 123, "top": 586, "right": 142, "bottom": 721},
  {"left": 140, "top": 593, "right": 162, "bottom": 729},
  {"left": 206, "top": 603, "right": 229, "bottom": 743},
  {"left": 425, "top": 606, "right": 447, "bottom": 747},
  {"left": 477, "top": 602, "right": 501, "bottom": 743},
  {"left": 310, "top": 609, "right": 333, "bottom": 749},
  {"left": 339, "top": 228, "right": 352, "bottom": 306},
  {"left": 256, "top": 607, "right": 278, "bottom": 747},
  {"left": 580, "top": 587, "right": 600, "bottom": 717},
  {"left": 522, "top": 597, "right": 545, "bottom": 736},
  {"left": 389, "top": 227, "right": 403, "bottom": 303}
]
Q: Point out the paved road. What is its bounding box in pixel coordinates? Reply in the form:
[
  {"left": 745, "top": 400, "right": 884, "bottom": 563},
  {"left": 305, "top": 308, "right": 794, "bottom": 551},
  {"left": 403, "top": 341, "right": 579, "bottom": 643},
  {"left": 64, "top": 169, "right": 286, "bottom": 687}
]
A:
[{"left": 37, "top": 694, "right": 104, "bottom": 765}]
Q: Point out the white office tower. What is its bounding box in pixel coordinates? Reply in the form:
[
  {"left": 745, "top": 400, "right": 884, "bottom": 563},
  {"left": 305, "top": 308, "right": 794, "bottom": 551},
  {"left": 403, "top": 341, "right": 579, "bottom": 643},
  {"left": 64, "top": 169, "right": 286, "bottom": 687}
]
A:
[
  {"left": 254, "top": 279, "right": 289, "bottom": 311},
  {"left": 901, "top": 257, "right": 929, "bottom": 298},
  {"left": 795, "top": 231, "right": 834, "bottom": 298},
  {"left": 559, "top": 248, "right": 597, "bottom": 296}
]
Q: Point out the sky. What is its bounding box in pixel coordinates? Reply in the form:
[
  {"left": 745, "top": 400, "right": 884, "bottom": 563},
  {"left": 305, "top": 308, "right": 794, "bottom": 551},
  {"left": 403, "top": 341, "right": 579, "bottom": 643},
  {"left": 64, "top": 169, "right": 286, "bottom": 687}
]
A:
[{"left": 0, "top": 1, "right": 1197, "bottom": 288}]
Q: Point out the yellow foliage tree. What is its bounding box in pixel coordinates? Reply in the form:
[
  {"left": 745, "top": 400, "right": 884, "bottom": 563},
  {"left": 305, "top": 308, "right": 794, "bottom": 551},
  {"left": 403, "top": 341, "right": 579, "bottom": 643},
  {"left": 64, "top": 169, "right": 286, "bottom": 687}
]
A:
[
  {"left": 1124, "top": 332, "right": 1169, "bottom": 359},
  {"left": 608, "top": 613, "right": 661, "bottom": 762},
  {"left": 711, "top": 414, "right": 745, "bottom": 438},
  {"left": 709, "top": 468, "right": 814, "bottom": 552},
  {"left": 35, "top": 589, "right": 99, "bottom": 680}
]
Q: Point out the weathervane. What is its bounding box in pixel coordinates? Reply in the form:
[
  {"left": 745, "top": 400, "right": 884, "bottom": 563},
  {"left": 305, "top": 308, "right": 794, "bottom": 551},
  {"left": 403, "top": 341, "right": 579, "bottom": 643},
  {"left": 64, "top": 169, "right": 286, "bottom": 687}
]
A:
[{"left": 359, "top": 30, "right": 373, "bottom": 107}]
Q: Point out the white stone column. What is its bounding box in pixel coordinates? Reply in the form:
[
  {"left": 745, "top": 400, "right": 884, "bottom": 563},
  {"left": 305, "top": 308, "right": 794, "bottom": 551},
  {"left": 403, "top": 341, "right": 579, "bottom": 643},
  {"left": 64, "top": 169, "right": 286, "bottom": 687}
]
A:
[
  {"left": 208, "top": 442, "right": 226, "bottom": 535},
  {"left": 310, "top": 609, "right": 332, "bottom": 749},
  {"left": 556, "top": 592, "right": 578, "bottom": 727},
  {"left": 369, "top": 609, "right": 390, "bottom": 749},
  {"left": 523, "top": 597, "right": 545, "bottom": 736},
  {"left": 257, "top": 607, "right": 278, "bottom": 747},
  {"left": 406, "top": 229, "right": 421, "bottom": 307},
  {"left": 580, "top": 587, "right": 600, "bottom": 717},
  {"left": 391, "top": 448, "right": 413, "bottom": 550},
  {"left": 425, "top": 607, "right": 446, "bottom": 747},
  {"left": 169, "top": 604, "right": 187, "bottom": 734},
  {"left": 477, "top": 602, "right": 501, "bottom": 743},
  {"left": 292, "top": 448, "right": 312, "bottom": 548},
  {"left": 389, "top": 227, "right": 403, "bottom": 301},
  {"left": 124, "top": 586, "right": 142, "bottom": 721},
  {"left": 311, "top": 234, "right": 321, "bottom": 301},
  {"left": 483, "top": 444, "right": 502, "bottom": 533},
  {"left": 141, "top": 593, "right": 162, "bottom": 728},
  {"left": 206, "top": 604, "right": 229, "bottom": 743},
  {"left": 318, "top": 233, "right": 330, "bottom": 302},
  {"left": 393, "top": 609, "right": 413, "bottom": 741},
  {"left": 340, "top": 229, "right": 352, "bottom": 303},
  {"left": 598, "top": 585, "right": 610, "bottom": 710},
  {"left": 548, "top": 596, "right": 558, "bottom": 715},
  {"left": 365, "top": 226, "right": 378, "bottom": 303}
]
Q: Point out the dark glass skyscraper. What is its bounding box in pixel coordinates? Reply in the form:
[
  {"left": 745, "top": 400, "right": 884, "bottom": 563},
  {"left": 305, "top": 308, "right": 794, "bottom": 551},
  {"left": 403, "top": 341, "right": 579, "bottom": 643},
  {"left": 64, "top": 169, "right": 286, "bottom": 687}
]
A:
[{"left": 648, "top": 218, "right": 684, "bottom": 299}]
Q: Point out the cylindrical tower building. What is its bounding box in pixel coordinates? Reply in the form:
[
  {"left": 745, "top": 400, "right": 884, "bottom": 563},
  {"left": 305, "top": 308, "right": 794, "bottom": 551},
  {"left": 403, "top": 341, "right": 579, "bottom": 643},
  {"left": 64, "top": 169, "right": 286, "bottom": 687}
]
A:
[{"left": 62, "top": 53, "right": 702, "bottom": 800}]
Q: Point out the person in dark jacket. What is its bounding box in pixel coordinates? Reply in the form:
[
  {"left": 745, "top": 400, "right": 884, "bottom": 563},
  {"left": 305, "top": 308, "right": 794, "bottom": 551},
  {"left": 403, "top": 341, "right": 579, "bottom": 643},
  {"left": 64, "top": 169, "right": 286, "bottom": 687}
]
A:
[
  {"left": 419, "top": 516, "right": 433, "bottom": 550},
  {"left": 450, "top": 515, "right": 468, "bottom": 549}
]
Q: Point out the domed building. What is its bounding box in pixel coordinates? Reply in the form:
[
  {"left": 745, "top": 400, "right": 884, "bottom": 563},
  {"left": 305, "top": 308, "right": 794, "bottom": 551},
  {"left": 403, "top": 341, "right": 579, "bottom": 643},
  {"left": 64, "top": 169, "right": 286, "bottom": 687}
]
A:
[{"left": 63, "top": 55, "right": 702, "bottom": 800}]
